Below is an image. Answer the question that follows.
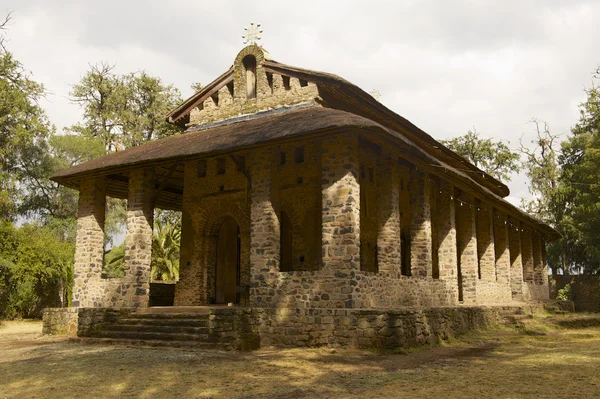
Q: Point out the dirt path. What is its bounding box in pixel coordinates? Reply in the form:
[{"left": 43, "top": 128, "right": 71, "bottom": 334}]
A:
[{"left": 1, "top": 314, "right": 599, "bottom": 398}]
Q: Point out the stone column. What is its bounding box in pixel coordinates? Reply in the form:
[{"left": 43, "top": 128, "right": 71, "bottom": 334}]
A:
[
  {"left": 124, "top": 168, "right": 155, "bottom": 308},
  {"left": 477, "top": 204, "right": 496, "bottom": 281},
  {"left": 541, "top": 238, "right": 549, "bottom": 285},
  {"left": 437, "top": 181, "right": 459, "bottom": 304},
  {"left": 508, "top": 218, "right": 524, "bottom": 297},
  {"left": 521, "top": 227, "right": 534, "bottom": 283},
  {"left": 377, "top": 155, "right": 401, "bottom": 275},
  {"left": 321, "top": 134, "right": 360, "bottom": 272},
  {"left": 493, "top": 211, "right": 511, "bottom": 286},
  {"left": 532, "top": 232, "right": 545, "bottom": 285},
  {"left": 249, "top": 147, "right": 280, "bottom": 305},
  {"left": 72, "top": 177, "right": 106, "bottom": 308},
  {"left": 409, "top": 169, "right": 432, "bottom": 278},
  {"left": 456, "top": 193, "right": 478, "bottom": 304}
]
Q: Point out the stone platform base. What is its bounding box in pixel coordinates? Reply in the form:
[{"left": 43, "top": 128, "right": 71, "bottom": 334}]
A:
[{"left": 43, "top": 304, "right": 544, "bottom": 350}]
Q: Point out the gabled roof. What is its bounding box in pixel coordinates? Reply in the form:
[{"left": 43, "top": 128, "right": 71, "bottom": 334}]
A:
[{"left": 166, "top": 52, "right": 510, "bottom": 198}]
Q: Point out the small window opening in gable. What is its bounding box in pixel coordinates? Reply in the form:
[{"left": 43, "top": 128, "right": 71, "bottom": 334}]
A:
[
  {"left": 211, "top": 93, "right": 219, "bottom": 106},
  {"left": 280, "top": 151, "right": 287, "bottom": 165},
  {"left": 266, "top": 72, "right": 274, "bottom": 92},
  {"left": 282, "top": 76, "right": 291, "bottom": 91},
  {"left": 294, "top": 146, "right": 305, "bottom": 163},
  {"left": 227, "top": 81, "right": 234, "bottom": 97},
  {"left": 216, "top": 158, "right": 226, "bottom": 175},
  {"left": 299, "top": 79, "right": 308, "bottom": 87},
  {"left": 242, "top": 55, "right": 257, "bottom": 99},
  {"left": 197, "top": 160, "right": 207, "bottom": 178}
]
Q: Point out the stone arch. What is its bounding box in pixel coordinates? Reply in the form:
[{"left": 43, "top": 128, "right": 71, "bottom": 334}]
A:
[
  {"left": 233, "top": 45, "right": 270, "bottom": 102},
  {"left": 195, "top": 202, "right": 250, "bottom": 304}
]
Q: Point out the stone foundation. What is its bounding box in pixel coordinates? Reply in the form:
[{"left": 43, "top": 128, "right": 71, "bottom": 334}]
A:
[
  {"left": 42, "top": 308, "right": 79, "bottom": 336},
  {"left": 44, "top": 304, "right": 542, "bottom": 350}
]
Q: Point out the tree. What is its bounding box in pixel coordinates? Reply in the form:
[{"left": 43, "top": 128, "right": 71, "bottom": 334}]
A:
[
  {"left": 0, "top": 221, "right": 74, "bottom": 318},
  {"left": 69, "top": 63, "right": 184, "bottom": 152},
  {"left": 0, "top": 42, "right": 53, "bottom": 220},
  {"left": 557, "top": 70, "right": 600, "bottom": 274},
  {"left": 441, "top": 128, "right": 521, "bottom": 182},
  {"left": 151, "top": 217, "right": 181, "bottom": 282},
  {"left": 519, "top": 119, "right": 574, "bottom": 275}
]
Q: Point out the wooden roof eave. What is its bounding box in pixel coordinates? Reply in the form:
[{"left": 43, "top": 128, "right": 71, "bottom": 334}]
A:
[{"left": 166, "top": 67, "right": 235, "bottom": 124}]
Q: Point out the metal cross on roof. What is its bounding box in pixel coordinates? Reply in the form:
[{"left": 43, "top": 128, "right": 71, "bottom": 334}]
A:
[{"left": 242, "top": 22, "right": 263, "bottom": 45}]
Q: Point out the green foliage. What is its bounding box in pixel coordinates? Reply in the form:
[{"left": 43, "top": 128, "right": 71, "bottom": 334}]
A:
[
  {"left": 441, "top": 128, "right": 521, "bottom": 182},
  {"left": 556, "top": 284, "right": 572, "bottom": 301},
  {"left": 151, "top": 214, "right": 181, "bottom": 282},
  {"left": 0, "top": 49, "right": 53, "bottom": 220},
  {"left": 0, "top": 221, "right": 74, "bottom": 319},
  {"left": 102, "top": 243, "right": 125, "bottom": 279},
  {"left": 558, "top": 74, "right": 600, "bottom": 273},
  {"left": 68, "top": 63, "right": 184, "bottom": 152}
]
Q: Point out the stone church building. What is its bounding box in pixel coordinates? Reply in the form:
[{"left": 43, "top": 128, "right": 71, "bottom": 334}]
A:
[{"left": 46, "top": 44, "right": 559, "bottom": 348}]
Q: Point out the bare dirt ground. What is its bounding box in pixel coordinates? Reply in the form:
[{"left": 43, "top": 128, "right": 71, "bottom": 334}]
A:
[{"left": 1, "top": 313, "right": 599, "bottom": 399}]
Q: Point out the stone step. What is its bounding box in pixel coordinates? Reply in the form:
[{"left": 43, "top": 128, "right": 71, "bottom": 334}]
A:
[
  {"left": 127, "top": 313, "right": 211, "bottom": 320},
  {"left": 94, "top": 330, "right": 234, "bottom": 343},
  {"left": 114, "top": 318, "right": 210, "bottom": 327},
  {"left": 102, "top": 324, "right": 209, "bottom": 334},
  {"left": 71, "top": 337, "right": 234, "bottom": 350}
]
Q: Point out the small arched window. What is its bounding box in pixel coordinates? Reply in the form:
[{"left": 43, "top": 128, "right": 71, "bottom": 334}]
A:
[{"left": 242, "top": 55, "right": 257, "bottom": 99}]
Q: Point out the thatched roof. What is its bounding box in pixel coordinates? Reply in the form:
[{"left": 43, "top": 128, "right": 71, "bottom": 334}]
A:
[
  {"left": 166, "top": 58, "right": 510, "bottom": 198},
  {"left": 51, "top": 106, "right": 559, "bottom": 239}
]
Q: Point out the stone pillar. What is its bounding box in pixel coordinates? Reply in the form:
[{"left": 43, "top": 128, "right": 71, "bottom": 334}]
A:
[
  {"left": 321, "top": 134, "right": 360, "bottom": 272},
  {"left": 377, "top": 156, "right": 401, "bottom": 275},
  {"left": 508, "top": 219, "right": 524, "bottom": 297},
  {"left": 493, "top": 211, "right": 511, "bottom": 286},
  {"left": 72, "top": 177, "right": 106, "bottom": 308},
  {"left": 249, "top": 147, "right": 280, "bottom": 305},
  {"left": 124, "top": 168, "right": 155, "bottom": 308},
  {"left": 409, "top": 169, "right": 432, "bottom": 278},
  {"left": 532, "top": 232, "right": 545, "bottom": 285},
  {"left": 456, "top": 194, "right": 477, "bottom": 304},
  {"left": 521, "top": 227, "right": 534, "bottom": 283},
  {"left": 437, "top": 181, "right": 458, "bottom": 304},
  {"left": 477, "top": 204, "right": 496, "bottom": 281},
  {"left": 541, "top": 238, "right": 549, "bottom": 285}
]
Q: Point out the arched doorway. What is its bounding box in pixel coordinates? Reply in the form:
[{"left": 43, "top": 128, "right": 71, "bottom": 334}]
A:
[{"left": 215, "top": 217, "right": 240, "bottom": 304}]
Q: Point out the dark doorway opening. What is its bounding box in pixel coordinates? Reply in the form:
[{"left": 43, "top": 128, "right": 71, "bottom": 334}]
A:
[{"left": 215, "top": 217, "right": 241, "bottom": 304}]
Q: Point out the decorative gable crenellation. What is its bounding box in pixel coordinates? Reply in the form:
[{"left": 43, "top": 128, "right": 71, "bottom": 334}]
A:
[{"left": 188, "top": 45, "right": 319, "bottom": 127}]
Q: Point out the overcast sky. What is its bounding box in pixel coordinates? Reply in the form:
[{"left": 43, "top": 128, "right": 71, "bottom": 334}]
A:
[{"left": 2, "top": 0, "right": 600, "bottom": 205}]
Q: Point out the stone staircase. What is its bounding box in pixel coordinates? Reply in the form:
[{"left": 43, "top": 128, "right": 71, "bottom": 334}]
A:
[
  {"left": 497, "top": 306, "right": 534, "bottom": 326},
  {"left": 75, "top": 310, "right": 237, "bottom": 350}
]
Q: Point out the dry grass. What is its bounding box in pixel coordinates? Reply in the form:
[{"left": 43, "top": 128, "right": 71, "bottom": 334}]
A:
[{"left": 1, "top": 313, "right": 600, "bottom": 399}]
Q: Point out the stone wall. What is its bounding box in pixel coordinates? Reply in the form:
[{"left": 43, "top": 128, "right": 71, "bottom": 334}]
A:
[
  {"left": 189, "top": 45, "right": 319, "bottom": 127},
  {"left": 550, "top": 275, "right": 600, "bottom": 312},
  {"left": 174, "top": 154, "right": 251, "bottom": 306},
  {"left": 201, "top": 305, "right": 530, "bottom": 350},
  {"left": 42, "top": 308, "right": 79, "bottom": 336},
  {"left": 168, "top": 131, "right": 550, "bottom": 310}
]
